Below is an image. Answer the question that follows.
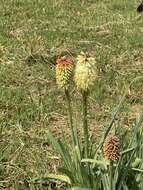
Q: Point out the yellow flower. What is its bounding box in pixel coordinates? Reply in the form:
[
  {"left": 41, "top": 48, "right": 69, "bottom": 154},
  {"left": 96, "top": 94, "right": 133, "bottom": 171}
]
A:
[
  {"left": 56, "top": 56, "right": 74, "bottom": 90},
  {"left": 74, "top": 52, "right": 97, "bottom": 91}
]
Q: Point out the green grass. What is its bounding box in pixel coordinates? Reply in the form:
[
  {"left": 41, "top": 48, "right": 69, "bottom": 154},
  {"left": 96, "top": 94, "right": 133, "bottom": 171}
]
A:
[{"left": 0, "top": 0, "right": 143, "bottom": 189}]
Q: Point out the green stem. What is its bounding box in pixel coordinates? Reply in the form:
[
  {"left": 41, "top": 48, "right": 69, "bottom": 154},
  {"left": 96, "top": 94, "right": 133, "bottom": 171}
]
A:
[
  {"left": 109, "top": 160, "right": 113, "bottom": 190},
  {"left": 82, "top": 90, "right": 89, "bottom": 158},
  {"left": 65, "top": 89, "right": 76, "bottom": 146}
]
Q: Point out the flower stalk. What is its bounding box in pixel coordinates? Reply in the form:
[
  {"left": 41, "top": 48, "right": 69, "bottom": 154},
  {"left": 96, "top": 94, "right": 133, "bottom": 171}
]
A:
[
  {"left": 65, "top": 89, "right": 76, "bottom": 146},
  {"left": 55, "top": 56, "right": 76, "bottom": 146},
  {"left": 103, "top": 135, "right": 120, "bottom": 190},
  {"left": 109, "top": 160, "right": 113, "bottom": 190},
  {"left": 82, "top": 90, "right": 89, "bottom": 158},
  {"left": 74, "top": 52, "right": 97, "bottom": 158}
]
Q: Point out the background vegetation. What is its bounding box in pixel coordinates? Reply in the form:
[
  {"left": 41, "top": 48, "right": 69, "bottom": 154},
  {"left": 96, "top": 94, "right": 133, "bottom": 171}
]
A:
[{"left": 0, "top": 0, "right": 143, "bottom": 189}]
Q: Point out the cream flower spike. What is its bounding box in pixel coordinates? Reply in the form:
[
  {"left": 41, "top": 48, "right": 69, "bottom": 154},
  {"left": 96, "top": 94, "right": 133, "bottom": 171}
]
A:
[{"left": 75, "top": 52, "right": 97, "bottom": 91}]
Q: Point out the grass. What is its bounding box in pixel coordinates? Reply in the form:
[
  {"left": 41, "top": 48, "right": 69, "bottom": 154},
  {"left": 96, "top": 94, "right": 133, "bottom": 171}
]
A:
[{"left": 0, "top": 0, "right": 143, "bottom": 189}]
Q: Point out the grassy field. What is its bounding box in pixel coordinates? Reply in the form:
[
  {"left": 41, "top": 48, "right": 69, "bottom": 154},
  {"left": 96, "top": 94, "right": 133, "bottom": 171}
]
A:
[{"left": 0, "top": 0, "right": 143, "bottom": 189}]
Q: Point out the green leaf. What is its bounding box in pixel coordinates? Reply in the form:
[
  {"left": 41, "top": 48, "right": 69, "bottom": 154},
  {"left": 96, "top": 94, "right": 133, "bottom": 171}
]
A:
[
  {"left": 132, "top": 168, "right": 143, "bottom": 173},
  {"left": 122, "top": 182, "right": 129, "bottom": 190},
  {"left": 121, "top": 146, "right": 137, "bottom": 156},
  {"left": 81, "top": 158, "right": 109, "bottom": 170},
  {"left": 71, "top": 187, "right": 92, "bottom": 190},
  {"left": 47, "top": 174, "right": 71, "bottom": 184},
  {"left": 117, "top": 148, "right": 136, "bottom": 190},
  {"left": 58, "top": 167, "right": 75, "bottom": 183},
  {"left": 47, "top": 129, "right": 72, "bottom": 169}
]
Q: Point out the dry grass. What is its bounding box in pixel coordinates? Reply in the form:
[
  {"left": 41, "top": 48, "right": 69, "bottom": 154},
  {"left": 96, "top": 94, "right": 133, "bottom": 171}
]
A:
[{"left": 0, "top": 0, "right": 143, "bottom": 189}]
